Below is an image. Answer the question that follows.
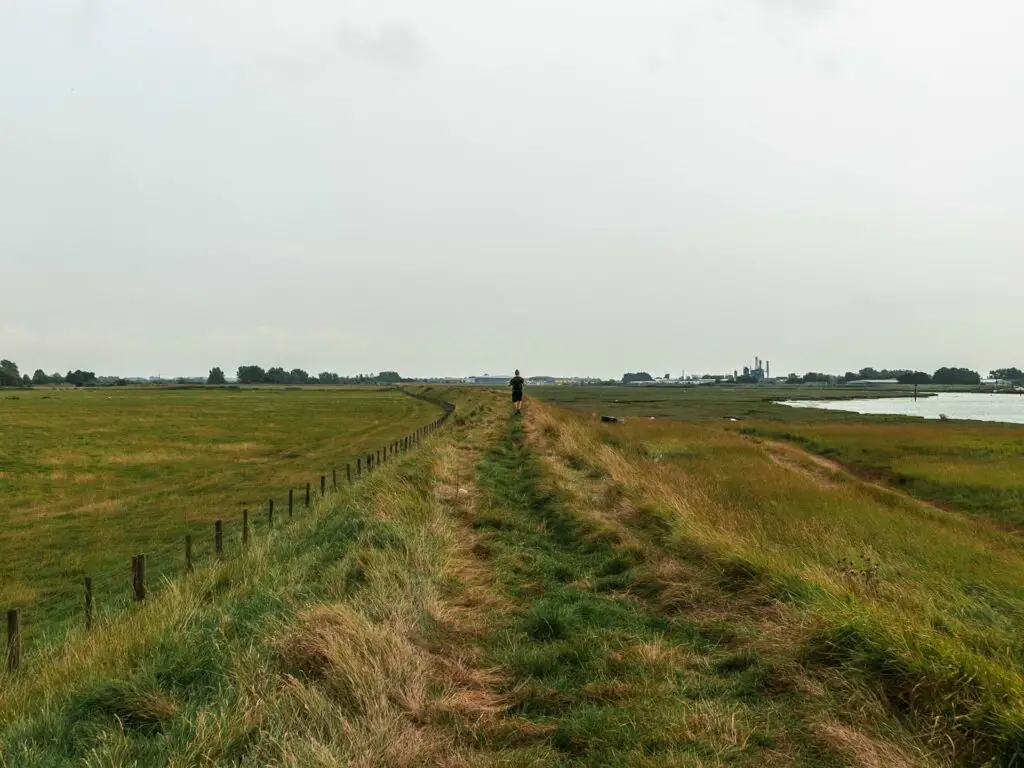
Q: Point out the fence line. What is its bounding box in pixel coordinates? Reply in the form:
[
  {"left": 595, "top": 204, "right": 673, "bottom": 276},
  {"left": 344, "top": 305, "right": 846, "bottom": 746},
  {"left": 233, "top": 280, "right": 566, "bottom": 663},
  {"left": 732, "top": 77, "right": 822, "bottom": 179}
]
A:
[{"left": 3, "top": 389, "right": 456, "bottom": 674}]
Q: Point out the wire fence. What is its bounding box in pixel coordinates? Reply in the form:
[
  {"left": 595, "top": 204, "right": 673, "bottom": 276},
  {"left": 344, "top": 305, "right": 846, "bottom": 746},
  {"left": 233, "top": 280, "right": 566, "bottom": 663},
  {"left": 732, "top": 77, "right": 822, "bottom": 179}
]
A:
[{"left": 3, "top": 390, "right": 456, "bottom": 675}]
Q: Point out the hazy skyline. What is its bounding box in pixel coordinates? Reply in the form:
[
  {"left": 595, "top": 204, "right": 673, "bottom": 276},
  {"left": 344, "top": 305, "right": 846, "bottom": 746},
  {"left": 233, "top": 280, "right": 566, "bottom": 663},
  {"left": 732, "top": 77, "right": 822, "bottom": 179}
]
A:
[{"left": 2, "top": 1, "right": 1022, "bottom": 379}]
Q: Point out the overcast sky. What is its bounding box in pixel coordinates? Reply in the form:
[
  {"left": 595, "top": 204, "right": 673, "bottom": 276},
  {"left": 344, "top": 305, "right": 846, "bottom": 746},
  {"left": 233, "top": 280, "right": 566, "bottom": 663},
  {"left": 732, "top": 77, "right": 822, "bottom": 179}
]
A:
[{"left": 2, "top": 1, "right": 1021, "bottom": 379}]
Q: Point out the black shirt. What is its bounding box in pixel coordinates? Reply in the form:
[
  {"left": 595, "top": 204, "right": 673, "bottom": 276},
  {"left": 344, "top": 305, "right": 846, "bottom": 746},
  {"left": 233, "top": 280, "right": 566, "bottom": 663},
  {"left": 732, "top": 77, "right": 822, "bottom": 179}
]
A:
[{"left": 510, "top": 375, "right": 524, "bottom": 393}]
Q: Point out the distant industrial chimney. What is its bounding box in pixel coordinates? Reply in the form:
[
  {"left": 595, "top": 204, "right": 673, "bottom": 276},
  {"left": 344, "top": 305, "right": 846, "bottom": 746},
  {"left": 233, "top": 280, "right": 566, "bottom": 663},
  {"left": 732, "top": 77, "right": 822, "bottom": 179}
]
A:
[{"left": 766, "top": 360, "right": 770, "bottom": 378}]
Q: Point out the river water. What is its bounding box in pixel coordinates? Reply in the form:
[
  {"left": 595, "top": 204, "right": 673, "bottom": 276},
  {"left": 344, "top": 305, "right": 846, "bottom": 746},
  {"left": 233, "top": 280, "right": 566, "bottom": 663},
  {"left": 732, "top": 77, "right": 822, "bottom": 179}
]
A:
[{"left": 778, "top": 392, "right": 1024, "bottom": 425}]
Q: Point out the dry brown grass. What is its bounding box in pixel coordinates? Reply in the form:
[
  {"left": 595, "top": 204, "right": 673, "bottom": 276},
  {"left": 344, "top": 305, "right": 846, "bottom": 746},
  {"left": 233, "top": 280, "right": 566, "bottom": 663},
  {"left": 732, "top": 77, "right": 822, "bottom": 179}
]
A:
[
  {"left": 813, "top": 720, "right": 948, "bottom": 768},
  {"left": 276, "top": 603, "right": 430, "bottom": 717}
]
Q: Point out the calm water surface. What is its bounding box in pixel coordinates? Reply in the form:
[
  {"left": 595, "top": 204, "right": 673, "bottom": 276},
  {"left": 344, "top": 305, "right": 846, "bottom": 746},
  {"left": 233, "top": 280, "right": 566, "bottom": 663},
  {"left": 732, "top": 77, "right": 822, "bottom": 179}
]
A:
[{"left": 778, "top": 392, "right": 1024, "bottom": 425}]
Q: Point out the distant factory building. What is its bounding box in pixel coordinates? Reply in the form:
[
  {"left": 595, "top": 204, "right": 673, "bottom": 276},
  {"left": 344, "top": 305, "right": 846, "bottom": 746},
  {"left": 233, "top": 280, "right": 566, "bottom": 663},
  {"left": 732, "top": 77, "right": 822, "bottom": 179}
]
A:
[{"left": 742, "top": 357, "right": 770, "bottom": 382}]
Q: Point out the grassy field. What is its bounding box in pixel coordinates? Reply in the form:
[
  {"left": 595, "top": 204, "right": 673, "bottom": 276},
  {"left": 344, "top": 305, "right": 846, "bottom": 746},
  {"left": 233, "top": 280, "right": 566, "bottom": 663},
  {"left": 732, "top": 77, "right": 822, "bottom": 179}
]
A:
[
  {"left": 529, "top": 384, "right": 930, "bottom": 423},
  {"left": 536, "top": 384, "right": 1024, "bottom": 529},
  {"left": 3, "top": 387, "right": 1023, "bottom": 764},
  {"left": 739, "top": 420, "right": 1024, "bottom": 528},
  {"left": 0, "top": 387, "right": 441, "bottom": 647},
  {"left": 0, "top": 388, "right": 939, "bottom": 767}
]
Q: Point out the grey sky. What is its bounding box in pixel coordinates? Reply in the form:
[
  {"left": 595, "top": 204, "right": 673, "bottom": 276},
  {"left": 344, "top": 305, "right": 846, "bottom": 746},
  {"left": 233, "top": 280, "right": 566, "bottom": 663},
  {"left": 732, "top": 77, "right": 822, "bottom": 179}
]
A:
[{"left": 2, "top": 1, "right": 1021, "bottom": 379}]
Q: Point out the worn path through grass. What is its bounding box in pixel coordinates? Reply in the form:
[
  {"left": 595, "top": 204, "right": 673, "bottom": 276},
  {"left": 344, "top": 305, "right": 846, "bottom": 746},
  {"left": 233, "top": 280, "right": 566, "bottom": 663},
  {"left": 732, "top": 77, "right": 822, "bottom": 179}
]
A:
[{"left": 468, "top": 411, "right": 935, "bottom": 766}]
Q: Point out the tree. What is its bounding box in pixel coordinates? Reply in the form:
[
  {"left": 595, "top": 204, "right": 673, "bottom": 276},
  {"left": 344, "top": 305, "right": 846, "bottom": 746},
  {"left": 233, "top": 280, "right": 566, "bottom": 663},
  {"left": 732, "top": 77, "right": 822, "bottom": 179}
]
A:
[
  {"left": 802, "top": 372, "right": 831, "bottom": 384},
  {"left": 65, "top": 370, "right": 97, "bottom": 387},
  {"left": 786, "top": 373, "right": 802, "bottom": 384},
  {"left": 207, "top": 367, "right": 226, "bottom": 385},
  {"left": 290, "top": 368, "right": 311, "bottom": 385},
  {"left": 0, "top": 359, "right": 20, "bottom": 387},
  {"left": 932, "top": 367, "right": 981, "bottom": 386},
  {"left": 236, "top": 365, "right": 266, "bottom": 385},
  {"left": 265, "top": 367, "right": 290, "bottom": 384},
  {"left": 318, "top": 371, "right": 341, "bottom": 385},
  {"left": 991, "top": 368, "right": 1024, "bottom": 382},
  {"left": 622, "top": 372, "right": 653, "bottom": 384},
  {"left": 377, "top": 371, "right": 401, "bottom": 384},
  {"left": 32, "top": 369, "right": 51, "bottom": 385},
  {"left": 50, "top": 372, "right": 65, "bottom": 385},
  {"left": 849, "top": 368, "right": 911, "bottom": 382},
  {"left": 897, "top": 371, "right": 932, "bottom": 385}
]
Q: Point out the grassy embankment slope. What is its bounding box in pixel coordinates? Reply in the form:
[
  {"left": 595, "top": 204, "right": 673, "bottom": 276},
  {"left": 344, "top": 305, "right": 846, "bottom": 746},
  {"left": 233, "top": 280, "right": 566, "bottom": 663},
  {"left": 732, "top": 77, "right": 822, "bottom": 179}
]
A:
[
  {"left": 536, "top": 385, "right": 1024, "bottom": 764},
  {"left": 0, "top": 387, "right": 441, "bottom": 647},
  {"left": 5, "top": 387, "right": 1021, "bottom": 765}
]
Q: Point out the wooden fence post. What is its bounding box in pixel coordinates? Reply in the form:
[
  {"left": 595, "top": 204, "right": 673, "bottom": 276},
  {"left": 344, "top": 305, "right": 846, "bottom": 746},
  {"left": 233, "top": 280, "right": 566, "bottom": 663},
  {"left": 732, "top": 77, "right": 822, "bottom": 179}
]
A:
[
  {"left": 6, "top": 609, "right": 20, "bottom": 672},
  {"left": 357, "top": 458, "right": 362, "bottom": 476},
  {"left": 269, "top": 499, "right": 275, "bottom": 528},
  {"left": 376, "top": 450, "right": 380, "bottom": 467},
  {"left": 186, "top": 535, "right": 193, "bottom": 573},
  {"left": 305, "top": 482, "right": 311, "bottom": 507},
  {"left": 333, "top": 467, "right": 337, "bottom": 488},
  {"left": 133, "top": 554, "right": 146, "bottom": 602},
  {"left": 84, "top": 577, "right": 93, "bottom": 630},
  {"left": 243, "top": 509, "right": 249, "bottom": 545},
  {"left": 347, "top": 463, "right": 352, "bottom": 484},
  {"left": 215, "top": 520, "right": 223, "bottom": 557},
  {"left": 131, "top": 555, "right": 138, "bottom": 600},
  {"left": 320, "top": 475, "right": 326, "bottom": 496},
  {"left": 289, "top": 489, "right": 294, "bottom": 518}
]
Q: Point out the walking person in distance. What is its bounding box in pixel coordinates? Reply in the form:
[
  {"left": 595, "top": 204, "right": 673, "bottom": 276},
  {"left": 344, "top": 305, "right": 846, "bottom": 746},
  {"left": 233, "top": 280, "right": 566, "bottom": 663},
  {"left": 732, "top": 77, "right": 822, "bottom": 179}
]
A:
[{"left": 510, "top": 370, "right": 525, "bottom": 415}]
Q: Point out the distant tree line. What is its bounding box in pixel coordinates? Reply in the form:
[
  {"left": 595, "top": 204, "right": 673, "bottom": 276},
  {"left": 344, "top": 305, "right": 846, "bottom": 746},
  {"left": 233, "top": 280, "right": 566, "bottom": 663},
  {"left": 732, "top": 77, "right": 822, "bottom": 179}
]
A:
[
  {"left": 991, "top": 367, "right": 1024, "bottom": 383},
  {"left": 1, "top": 360, "right": 100, "bottom": 388},
  {"left": 623, "top": 366, "right": 1009, "bottom": 387},
  {"left": 0, "top": 358, "right": 410, "bottom": 388},
  {"left": 782, "top": 366, "right": 994, "bottom": 386},
  {"left": 229, "top": 366, "right": 403, "bottom": 386}
]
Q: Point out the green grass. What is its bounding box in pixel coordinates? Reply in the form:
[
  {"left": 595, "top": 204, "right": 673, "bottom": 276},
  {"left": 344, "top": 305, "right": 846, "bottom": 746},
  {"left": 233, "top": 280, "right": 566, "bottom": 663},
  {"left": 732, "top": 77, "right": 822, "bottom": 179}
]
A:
[
  {"left": 537, "top": 404, "right": 1024, "bottom": 764},
  {"left": 0, "top": 433, "right": 456, "bottom": 764},
  {"left": 473, "top": 418, "right": 849, "bottom": 766},
  {"left": 0, "top": 387, "right": 441, "bottom": 647},
  {"left": 738, "top": 421, "right": 1024, "bottom": 528},
  {"left": 535, "top": 383, "right": 1024, "bottom": 530},
  {"left": 5, "top": 386, "right": 1021, "bottom": 765}
]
